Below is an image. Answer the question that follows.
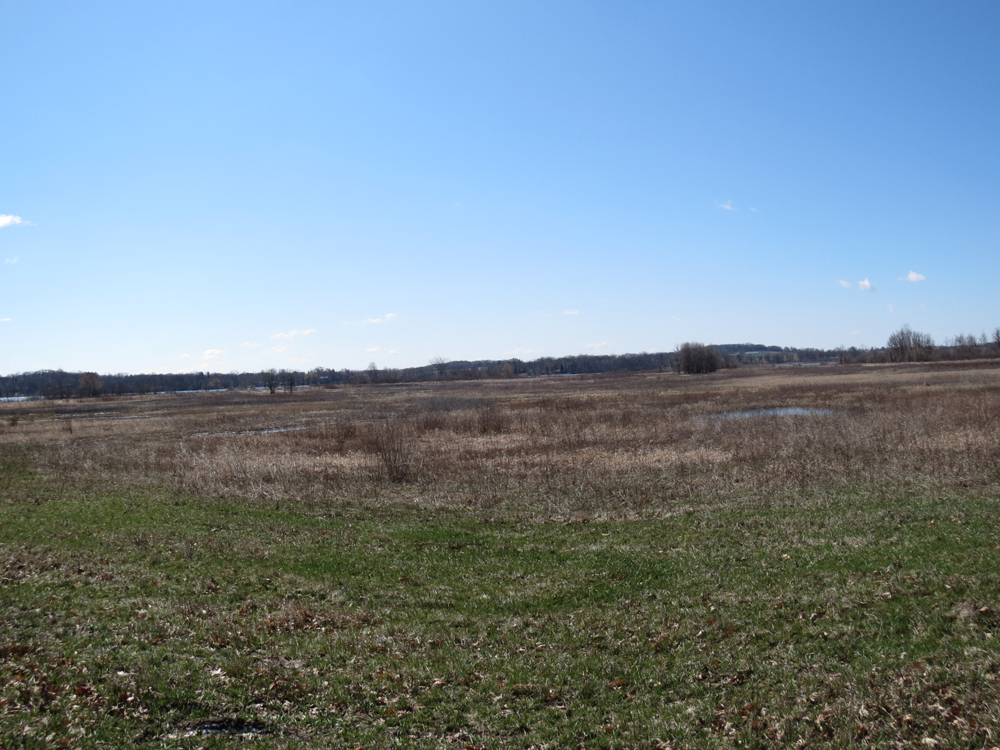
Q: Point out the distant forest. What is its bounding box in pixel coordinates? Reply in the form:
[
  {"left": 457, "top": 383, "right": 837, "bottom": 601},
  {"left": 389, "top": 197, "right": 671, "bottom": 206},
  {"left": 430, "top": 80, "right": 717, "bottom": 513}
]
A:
[{"left": 1, "top": 335, "right": 998, "bottom": 399}]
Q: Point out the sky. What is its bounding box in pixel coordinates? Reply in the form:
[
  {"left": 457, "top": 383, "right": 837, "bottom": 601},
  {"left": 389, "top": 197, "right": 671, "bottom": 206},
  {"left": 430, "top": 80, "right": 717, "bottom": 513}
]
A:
[{"left": 2, "top": 1, "right": 1000, "bottom": 374}]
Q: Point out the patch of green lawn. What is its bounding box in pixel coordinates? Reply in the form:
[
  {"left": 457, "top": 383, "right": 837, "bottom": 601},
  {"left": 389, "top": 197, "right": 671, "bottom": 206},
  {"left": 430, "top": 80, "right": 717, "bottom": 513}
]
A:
[{"left": 2, "top": 485, "right": 1000, "bottom": 747}]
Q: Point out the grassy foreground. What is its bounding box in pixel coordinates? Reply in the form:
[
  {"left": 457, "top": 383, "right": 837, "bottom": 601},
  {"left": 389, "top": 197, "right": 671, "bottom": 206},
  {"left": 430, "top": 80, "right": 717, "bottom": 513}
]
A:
[{"left": 2, "top": 365, "right": 1000, "bottom": 747}]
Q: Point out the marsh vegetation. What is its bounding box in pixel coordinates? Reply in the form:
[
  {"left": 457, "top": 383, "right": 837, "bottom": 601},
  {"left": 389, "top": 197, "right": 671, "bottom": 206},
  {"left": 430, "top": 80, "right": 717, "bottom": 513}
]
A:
[{"left": 2, "top": 361, "right": 1000, "bottom": 747}]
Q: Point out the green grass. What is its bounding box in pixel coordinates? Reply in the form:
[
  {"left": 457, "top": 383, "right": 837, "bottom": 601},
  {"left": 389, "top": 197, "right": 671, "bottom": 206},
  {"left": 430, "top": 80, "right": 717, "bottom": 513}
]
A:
[{"left": 2, "top": 465, "right": 1000, "bottom": 748}]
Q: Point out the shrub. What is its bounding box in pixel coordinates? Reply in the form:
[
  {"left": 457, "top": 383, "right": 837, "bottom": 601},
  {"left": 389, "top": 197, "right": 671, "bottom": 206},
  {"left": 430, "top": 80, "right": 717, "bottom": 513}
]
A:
[
  {"left": 477, "top": 404, "right": 511, "bottom": 434},
  {"left": 364, "top": 419, "right": 416, "bottom": 482}
]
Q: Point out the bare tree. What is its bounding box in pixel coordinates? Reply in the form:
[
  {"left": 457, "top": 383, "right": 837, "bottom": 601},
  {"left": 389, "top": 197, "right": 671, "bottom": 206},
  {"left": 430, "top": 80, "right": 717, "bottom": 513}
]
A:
[
  {"left": 367, "top": 362, "right": 379, "bottom": 384},
  {"left": 675, "top": 343, "right": 720, "bottom": 374},
  {"left": 993, "top": 327, "right": 1000, "bottom": 349},
  {"left": 949, "top": 333, "right": 977, "bottom": 359},
  {"left": 78, "top": 372, "right": 103, "bottom": 397},
  {"left": 429, "top": 356, "right": 448, "bottom": 379},
  {"left": 887, "top": 325, "right": 934, "bottom": 362},
  {"left": 54, "top": 369, "right": 68, "bottom": 399},
  {"left": 283, "top": 370, "right": 295, "bottom": 393},
  {"left": 262, "top": 369, "right": 279, "bottom": 395}
]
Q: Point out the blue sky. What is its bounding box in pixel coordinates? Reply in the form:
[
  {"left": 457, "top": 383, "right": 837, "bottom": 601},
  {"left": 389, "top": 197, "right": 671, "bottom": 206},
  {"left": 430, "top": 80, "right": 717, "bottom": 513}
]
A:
[{"left": 2, "top": 2, "right": 999, "bottom": 374}]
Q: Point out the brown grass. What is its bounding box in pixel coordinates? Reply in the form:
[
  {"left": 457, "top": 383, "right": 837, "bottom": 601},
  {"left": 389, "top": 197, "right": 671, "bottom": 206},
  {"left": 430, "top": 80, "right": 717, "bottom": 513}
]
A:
[{"left": 3, "top": 361, "right": 999, "bottom": 518}]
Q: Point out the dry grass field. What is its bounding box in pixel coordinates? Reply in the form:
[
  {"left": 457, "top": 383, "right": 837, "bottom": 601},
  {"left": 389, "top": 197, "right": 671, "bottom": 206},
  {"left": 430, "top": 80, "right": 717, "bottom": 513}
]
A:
[{"left": 1, "top": 361, "right": 1000, "bottom": 747}]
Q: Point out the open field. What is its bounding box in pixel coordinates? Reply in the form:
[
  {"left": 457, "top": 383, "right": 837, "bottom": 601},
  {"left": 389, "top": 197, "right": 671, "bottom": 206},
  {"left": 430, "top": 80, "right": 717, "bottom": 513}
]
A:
[{"left": 2, "top": 362, "right": 1000, "bottom": 748}]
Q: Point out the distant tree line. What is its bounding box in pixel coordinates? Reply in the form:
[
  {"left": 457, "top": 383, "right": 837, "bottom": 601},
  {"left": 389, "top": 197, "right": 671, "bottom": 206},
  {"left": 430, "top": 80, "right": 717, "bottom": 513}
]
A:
[
  {"left": 1, "top": 331, "right": 998, "bottom": 398},
  {"left": 836, "top": 325, "right": 1000, "bottom": 365}
]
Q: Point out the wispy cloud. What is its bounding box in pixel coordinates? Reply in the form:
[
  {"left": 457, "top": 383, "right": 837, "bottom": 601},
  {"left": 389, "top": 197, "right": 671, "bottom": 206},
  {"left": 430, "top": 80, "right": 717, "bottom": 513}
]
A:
[
  {"left": 749, "top": 207, "right": 760, "bottom": 213},
  {"left": 670, "top": 316, "right": 681, "bottom": 321},
  {"left": 563, "top": 309, "right": 580, "bottom": 316},
  {"left": 4, "top": 257, "right": 18, "bottom": 265},
  {"left": 899, "top": 270, "right": 926, "bottom": 282},
  {"left": 850, "top": 330, "right": 861, "bottom": 335},
  {"left": 717, "top": 200, "right": 735, "bottom": 211},
  {"left": 366, "top": 346, "right": 379, "bottom": 352},
  {"left": 270, "top": 346, "right": 286, "bottom": 353},
  {"left": 240, "top": 342, "right": 259, "bottom": 348},
  {"left": 0, "top": 215, "right": 26, "bottom": 228},
  {"left": 887, "top": 304, "right": 895, "bottom": 313},
  {"left": 388, "top": 349, "right": 398, "bottom": 355},
  {"left": 179, "top": 353, "right": 191, "bottom": 359},
  {"left": 0, "top": 318, "right": 10, "bottom": 323},
  {"left": 858, "top": 278, "right": 873, "bottom": 291},
  {"left": 271, "top": 328, "right": 316, "bottom": 340},
  {"left": 585, "top": 341, "right": 610, "bottom": 349},
  {"left": 837, "top": 279, "right": 851, "bottom": 288},
  {"left": 360, "top": 313, "right": 397, "bottom": 325},
  {"left": 202, "top": 349, "right": 224, "bottom": 360}
]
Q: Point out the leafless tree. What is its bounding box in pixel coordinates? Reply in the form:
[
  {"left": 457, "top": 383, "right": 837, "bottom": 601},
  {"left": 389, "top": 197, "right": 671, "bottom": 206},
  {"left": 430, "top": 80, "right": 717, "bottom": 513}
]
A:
[
  {"left": 887, "top": 325, "right": 934, "bottom": 362},
  {"left": 949, "top": 333, "right": 977, "bottom": 359},
  {"left": 993, "top": 327, "right": 1000, "bottom": 349},
  {"left": 78, "top": 372, "right": 102, "bottom": 397},
  {"left": 262, "top": 369, "right": 279, "bottom": 395},
  {"left": 367, "top": 362, "right": 379, "bottom": 384},
  {"left": 282, "top": 370, "right": 295, "bottom": 393},
  {"left": 675, "top": 343, "right": 720, "bottom": 374},
  {"left": 54, "top": 369, "right": 69, "bottom": 399},
  {"left": 429, "top": 356, "right": 448, "bottom": 379}
]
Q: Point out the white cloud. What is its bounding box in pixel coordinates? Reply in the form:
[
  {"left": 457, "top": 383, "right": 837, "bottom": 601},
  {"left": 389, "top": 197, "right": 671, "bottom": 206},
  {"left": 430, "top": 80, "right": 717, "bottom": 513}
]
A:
[
  {"left": 0, "top": 318, "right": 10, "bottom": 323},
  {"left": 366, "top": 346, "right": 379, "bottom": 352},
  {"left": 585, "top": 341, "right": 610, "bottom": 349},
  {"left": 4, "top": 257, "right": 18, "bottom": 265},
  {"left": 749, "top": 207, "right": 760, "bottom": 213},
  {"left": 858, "top": 278, "right": 873, "bottom": 291},
  {"left": 563, "top": 309, "right": 580, "bottom": 316},
  {"left": 240, "top": 342, "right": 259, "bottom": 348},
  {"left": 388, "top": 349, "right": 398, "bottom": 354},
  {"left": 837, "top": 279, "right": 851, "bottom": 288},
  {"left": 887, "top": 304, "right": 895, "bottom": 313},
  {"left": 271, "top": 328, "right": 316, "bottom": 340},
  {"left": 360, "top": 313, "right": 397, "bottom": 325},
  {"left": 202, "top": 349, "right": 224, "bottom": 360},
  {"left": 179, "top": 353, "right": 191, "bottom": 359},
  {"left": 270, "top": 346, "right": 286, "bottom": 353},
  {"left": 717, "top": 200, "right": 735, "bottom": 211},
  {"left": 850, "top": 331, "right": 861, "bottom": 335},
  {"left": 0, "top": 215, "right": 25, "bottom": 228},
  {"left": 670, "top": 316, "right": 681, "bottom": 321},
  {"left": 899, "top": 270, "right": 926, "bottom": 282}
]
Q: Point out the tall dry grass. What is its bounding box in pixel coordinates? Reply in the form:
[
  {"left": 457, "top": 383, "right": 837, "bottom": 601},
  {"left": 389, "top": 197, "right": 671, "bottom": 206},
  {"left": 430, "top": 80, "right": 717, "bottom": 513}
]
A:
[{"left": 2, "top": 362, "right": 999, "bottom": 517}]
